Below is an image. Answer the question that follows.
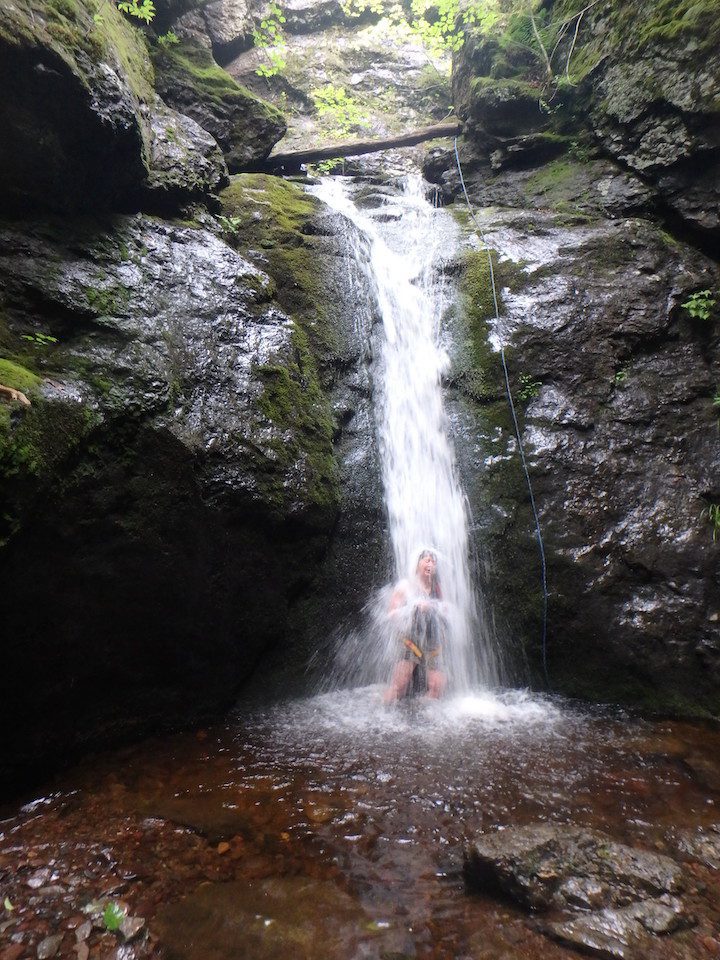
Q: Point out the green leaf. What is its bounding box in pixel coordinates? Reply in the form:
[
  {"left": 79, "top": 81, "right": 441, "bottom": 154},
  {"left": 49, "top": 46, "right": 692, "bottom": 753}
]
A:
[
  {"left": 4, "top": 897, "right": 14, "bottom": 912},
  {"left": 103, "top": 902, "right": 126, "bottom": 932}
]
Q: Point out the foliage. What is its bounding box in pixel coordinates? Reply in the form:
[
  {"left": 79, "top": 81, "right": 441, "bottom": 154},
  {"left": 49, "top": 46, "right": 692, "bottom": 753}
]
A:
[
  {"left": 3, "top": 897, "right": 13, "bottom": 912},
  {"left": 310, "top": 158, "right": 345, "bottom": 175},
  {"left": 252, "top": 2, "right": 287, "bottom": 77},
  {"left": 311, "top": 85, "right": 368, "bottom": 137},
  {"left": 157, "top": 30, "right": 179, "bottom": 48},
  {"left": 103, "top": 902, "right": 126, "bottom": 932},
  {"left": 410, "top": 0, "right": 500, "bottom": 53},
  {"left": 681, "top": 289, "right": 716, "bottom": 321},
  {"left": 702, "top": 503, "right": 720, "bottom": 542},
  {"left": 517, "top": 372, "right": 541, "bottom": 403},
  {"left": 217, "top": 214, "right": 242, "bottom": 236},
  {"left": 21, "top": 332, "right": 58, "bottom": 346},
  {"left": 116, "top": 0, "right": 155, "bottom": 24},
  {"left": 341, "top": 0, "right": 500, "bottom": 53}
]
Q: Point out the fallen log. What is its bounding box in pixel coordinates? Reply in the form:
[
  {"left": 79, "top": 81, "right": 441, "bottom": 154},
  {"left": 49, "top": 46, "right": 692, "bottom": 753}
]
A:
[{"left": 260, "top": 121, "right": 464, "bottom": 173}]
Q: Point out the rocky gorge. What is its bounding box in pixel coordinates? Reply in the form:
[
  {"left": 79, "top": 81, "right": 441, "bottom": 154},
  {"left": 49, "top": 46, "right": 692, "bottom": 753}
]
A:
[
  {"left": 0, "top": 0, "right": 718, "bottom": 785},
  {"left": 1, "top": 2, "right": 720, "bottom": 960}
]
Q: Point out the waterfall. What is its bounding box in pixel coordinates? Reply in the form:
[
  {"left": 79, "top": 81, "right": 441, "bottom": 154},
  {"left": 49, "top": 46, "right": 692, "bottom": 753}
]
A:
[{"left": 313, "top": 175, "right": 499, "bottom": 694}]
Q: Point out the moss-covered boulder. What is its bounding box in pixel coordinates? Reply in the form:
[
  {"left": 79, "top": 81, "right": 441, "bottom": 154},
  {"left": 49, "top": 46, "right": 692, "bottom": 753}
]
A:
[
  {"left": 0, "top": 0, "right": 228, "bottom": 215},
  {"left": 451, "top": 0, "right": 720, "bottom": 239},
  {"left": 152, "top": 38, "right": 286, "bottom": 172}
]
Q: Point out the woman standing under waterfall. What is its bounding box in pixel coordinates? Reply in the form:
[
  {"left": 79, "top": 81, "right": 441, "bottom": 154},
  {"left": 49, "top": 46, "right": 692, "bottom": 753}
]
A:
[{"left": 383, "top": 549, "right": 448, "bottom": 702}]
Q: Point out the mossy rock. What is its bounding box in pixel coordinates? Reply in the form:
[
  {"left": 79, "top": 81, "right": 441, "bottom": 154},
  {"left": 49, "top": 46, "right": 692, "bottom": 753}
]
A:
[
  {"left": 0, "top": 0, "right": 155, "bottom": 212},
  {"left": 152, "top": 38, "right": 286, "bottom": 171},
  {"left": 0, "top": 358, "right": 41, "bottom": 395},
  {"left": 220, "top": 174, "right": 340, "bottom": 372}
]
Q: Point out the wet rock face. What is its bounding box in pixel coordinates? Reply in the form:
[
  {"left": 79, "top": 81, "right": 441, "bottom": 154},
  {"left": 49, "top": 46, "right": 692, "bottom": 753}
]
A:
[
  {"left": 0, "top": 203, "right": 342, "bottom": 789},
  {"left": 452, "top": 0, "right": 720, "bottom": 242},
  {"left": 446, "top": 206, "right": 720, "bottom": 712},
  {"left": 465, "top": 824, "right": 692, "bottom": 959},
  {"left": 590, "top": 36, "right": 720, "bottom": 239},
  {"left": 0, "top": 170, "right": 387, "bottom": 787}
]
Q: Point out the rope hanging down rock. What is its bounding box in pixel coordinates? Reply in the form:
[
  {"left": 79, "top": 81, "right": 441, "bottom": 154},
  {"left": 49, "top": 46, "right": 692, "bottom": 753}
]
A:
[{"left": 452, "top": 137, "right": 550, "bottom": 686}]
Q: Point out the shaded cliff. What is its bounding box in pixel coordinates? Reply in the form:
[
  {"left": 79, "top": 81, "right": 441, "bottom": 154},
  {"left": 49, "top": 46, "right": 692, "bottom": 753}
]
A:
[{"left": 428, "top": 0, "right": 720, "bottom": 713}]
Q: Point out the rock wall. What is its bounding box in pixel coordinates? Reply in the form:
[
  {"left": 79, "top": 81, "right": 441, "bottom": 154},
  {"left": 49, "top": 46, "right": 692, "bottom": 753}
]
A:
[
  {"left": 0, "top": 0, "right": 386, "bottom": 790},
  {"left": 430, "top": 0, "right": 720, "bottom": 713}
]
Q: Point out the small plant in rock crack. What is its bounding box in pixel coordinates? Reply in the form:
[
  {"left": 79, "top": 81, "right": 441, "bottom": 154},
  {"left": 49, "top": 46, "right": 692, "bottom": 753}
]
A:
[
  {"left": 157, "top": 30, "right": 180, "bottom": 47},
  {"left": 103, "top": 902, "right": 126, "bottom": 932},
  {"left": 613, "top": 367, "right": 630, "bottom": 386},
  {"left": 517, "top": 373, "right": 542, "bottom": 403},
  {"left": 21, "top": 332, "right": 58, "bottom": 346},
  {"left": 217, "top": 215, "right": 242, "bottom": 237},
  {"left": 702, "top": 503, "right": 720, "bottom": 542},
  {"left": 682, "top": 289, "right": 716, "bottom": 321},
  {"left": 117, "top": 0, "right": 156, "bottom": 23}
]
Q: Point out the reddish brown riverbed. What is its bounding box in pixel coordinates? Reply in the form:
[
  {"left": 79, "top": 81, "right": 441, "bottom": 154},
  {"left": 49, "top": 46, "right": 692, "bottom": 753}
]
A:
[{"left": 2, "top": 689, "right": 720, "bottom": 960}]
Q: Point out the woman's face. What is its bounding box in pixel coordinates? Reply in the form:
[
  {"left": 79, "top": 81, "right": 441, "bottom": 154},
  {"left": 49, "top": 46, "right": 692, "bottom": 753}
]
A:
[{"left": 417, "top": 553, "right": 437, "bottom": 578}]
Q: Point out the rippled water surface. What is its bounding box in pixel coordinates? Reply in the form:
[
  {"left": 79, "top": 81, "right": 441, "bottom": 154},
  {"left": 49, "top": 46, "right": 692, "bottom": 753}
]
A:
[{"left": 2, "top": 689, "right": 719, "bottom": 959}]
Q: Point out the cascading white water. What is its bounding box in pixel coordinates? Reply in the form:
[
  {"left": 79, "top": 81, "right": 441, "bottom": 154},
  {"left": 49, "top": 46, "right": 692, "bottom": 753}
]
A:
[{"left": 313, "top": 175, "right": 499, "bottom": 693}]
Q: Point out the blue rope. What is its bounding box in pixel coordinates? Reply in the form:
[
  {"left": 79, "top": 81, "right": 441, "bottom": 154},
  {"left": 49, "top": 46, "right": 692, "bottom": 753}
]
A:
[{"left": 453, "top": 137, "right": 550, "bottom": 686}]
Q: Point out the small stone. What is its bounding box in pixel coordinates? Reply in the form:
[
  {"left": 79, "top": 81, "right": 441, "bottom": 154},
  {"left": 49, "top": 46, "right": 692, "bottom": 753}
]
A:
[
  {"left": 217, "top": 842, "right": 230, "bottom": 855},
  {"left": 119, "top": 916, "right": 146, "bottom": 941},
  {"left": 37, "top": 934, "right": 64, "bottom": 959},
  {"left": 26, "top": 869, "right": 51, "bottom": 889},
  {"left": 75, "top": 920, "right": 92, "bottom": 942},
  {"left": 74, "top": 944, "right": 89, "bottom": 960}
]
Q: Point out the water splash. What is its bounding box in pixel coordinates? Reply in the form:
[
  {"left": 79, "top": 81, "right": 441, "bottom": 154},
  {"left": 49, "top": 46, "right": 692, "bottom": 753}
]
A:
[{"left": 312, "top": 176, "right": 499, "bottom": 693}]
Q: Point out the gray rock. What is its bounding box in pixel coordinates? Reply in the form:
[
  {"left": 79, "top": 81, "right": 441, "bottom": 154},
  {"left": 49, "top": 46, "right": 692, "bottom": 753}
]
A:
[
  {"left": 119, "top": 916, "right": 146, "bottom": 941},
  {"left": 36, "top": 935, "right": 63, "bottom": 960},
  {"left": 544, "top": 896, "right": 690, "bottom": 960},
  {"left": 144, "top": 103, "right": 229, "bottom": 209},
  {"left": 464, "top": 824, "right": 684, "bottom": 910},
  {"left": 667, "top": 825, "right": 720, "bottom": 870}
]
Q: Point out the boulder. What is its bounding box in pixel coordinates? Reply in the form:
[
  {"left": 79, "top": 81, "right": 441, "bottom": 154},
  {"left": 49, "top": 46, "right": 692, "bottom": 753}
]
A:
[
  {"left": 152, "top": 38, "right": 286, "bottom": 171},
  {"left": 465, "top": 825, "right": 692, "bottom": 959},
  {"left": 545, "top": 896, "right": 690, "bottom": 960},
  {"left": 464, "top": 825, "right": 684, "bottom": 911},
  {"left": 0, "top": 0, "right": 228, "bottom": 215}
]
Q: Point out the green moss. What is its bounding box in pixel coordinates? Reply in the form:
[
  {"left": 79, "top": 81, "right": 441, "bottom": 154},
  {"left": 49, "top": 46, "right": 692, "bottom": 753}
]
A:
[
  {"left": 254, "top": 326, "right": 339, "bottom": 518},
  {"left": 8, "top": 0, "right": 155, "bottom": 106},
  {"left": 0, "top": 359, "right": 41, "bottom": 394},
  {"left": 85, "top": 283, "right": 131, "bottom": 316},
  {"left": 630, "top": 0, "right": 720, "bottom": 52},
  {"left": 220, "top": 175, "right": 339, "bottom": 370},
  {"left": 457, "top": 247, "right": 528, "bottom": 401},
  {"left": 219, "top": 174, "right": 339, "bottom": 520},
  {"left": 99, "top": 1, "right": 155, "bottom": 105},
  {"left": 153, "top": 39, "right": 283, "bottom": 120}
]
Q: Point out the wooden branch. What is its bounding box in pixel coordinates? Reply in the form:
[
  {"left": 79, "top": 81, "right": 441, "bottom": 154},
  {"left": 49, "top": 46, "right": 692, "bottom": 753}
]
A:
[{"left": 261, "top": 121, "right": 464, "bottom": 172}]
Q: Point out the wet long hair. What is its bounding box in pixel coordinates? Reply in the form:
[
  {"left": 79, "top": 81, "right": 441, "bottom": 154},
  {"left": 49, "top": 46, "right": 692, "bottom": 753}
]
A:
[{"left": 416, "top": 549, "right": 442, "bottom": 600}]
